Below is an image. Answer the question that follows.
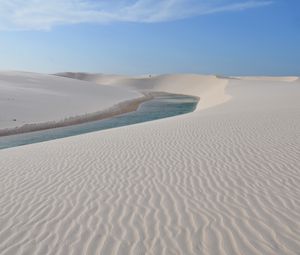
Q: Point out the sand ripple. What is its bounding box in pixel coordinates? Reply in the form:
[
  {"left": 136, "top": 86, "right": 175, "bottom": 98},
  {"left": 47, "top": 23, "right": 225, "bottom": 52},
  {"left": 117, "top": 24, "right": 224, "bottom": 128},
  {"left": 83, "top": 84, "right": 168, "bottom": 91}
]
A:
[{"left": 0, "top": 108, "right": 299, "bottom": 254}]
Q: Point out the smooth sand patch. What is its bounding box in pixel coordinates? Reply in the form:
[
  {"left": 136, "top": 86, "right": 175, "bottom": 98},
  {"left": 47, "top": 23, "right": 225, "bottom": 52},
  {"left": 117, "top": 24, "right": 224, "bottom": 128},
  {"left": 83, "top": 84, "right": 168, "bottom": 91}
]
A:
[{"left": 0, "top": 71, "right": 141, "bottom": 131}]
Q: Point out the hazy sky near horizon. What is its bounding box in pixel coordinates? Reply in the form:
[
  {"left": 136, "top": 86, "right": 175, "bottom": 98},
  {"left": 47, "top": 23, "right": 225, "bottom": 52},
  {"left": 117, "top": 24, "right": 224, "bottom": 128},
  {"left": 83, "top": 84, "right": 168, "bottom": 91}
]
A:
[{"left": 0, "top": 0, "right": 299, "bottom": 75}]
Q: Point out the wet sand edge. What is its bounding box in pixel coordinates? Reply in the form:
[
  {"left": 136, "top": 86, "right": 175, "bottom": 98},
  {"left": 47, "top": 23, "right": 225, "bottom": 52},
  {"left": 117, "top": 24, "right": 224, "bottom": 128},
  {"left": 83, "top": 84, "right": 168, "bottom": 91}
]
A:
[{"left": 0, "top": 94, "right": 153, "bottom": 137}]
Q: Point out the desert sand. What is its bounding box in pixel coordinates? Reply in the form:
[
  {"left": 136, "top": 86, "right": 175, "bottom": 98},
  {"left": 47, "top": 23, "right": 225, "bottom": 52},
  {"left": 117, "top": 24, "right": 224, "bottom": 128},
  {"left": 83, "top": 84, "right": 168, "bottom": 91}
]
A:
[
  {"left": 57, "top": 73, "right": 231, "bottom": 110},
  {"left": 0, "top": 71, "right": 142, "bottom": 133},
  {"left": 0, "top": 73, "right": 300, "bottom": 255}
]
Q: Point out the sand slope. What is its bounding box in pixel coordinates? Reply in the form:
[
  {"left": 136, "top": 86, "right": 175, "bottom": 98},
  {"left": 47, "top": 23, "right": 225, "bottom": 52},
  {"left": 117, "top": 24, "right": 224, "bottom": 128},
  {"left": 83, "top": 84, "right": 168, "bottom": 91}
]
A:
[
  {"left": 0, "top": 71, "right": 141, "bottom": 130},
  {"left": 0, "top": 75, "right": 300, "bottom": 255},
  {"left": 56, "top": 73, "right": 231, "bottom": 110}
]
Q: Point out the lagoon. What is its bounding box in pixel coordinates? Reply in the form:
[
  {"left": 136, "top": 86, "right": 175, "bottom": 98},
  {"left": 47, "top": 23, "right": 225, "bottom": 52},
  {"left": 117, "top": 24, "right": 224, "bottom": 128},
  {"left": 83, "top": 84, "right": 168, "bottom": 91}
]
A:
[{"left": 0, "top": 93, "right": 198, "bottom": 150}]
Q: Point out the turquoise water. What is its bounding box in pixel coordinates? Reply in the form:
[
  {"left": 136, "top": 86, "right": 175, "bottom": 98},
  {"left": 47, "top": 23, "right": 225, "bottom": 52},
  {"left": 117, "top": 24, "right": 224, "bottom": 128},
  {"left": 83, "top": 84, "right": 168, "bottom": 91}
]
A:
[{"left": 0, "top": 93, "right": 198, "bottom": 150}]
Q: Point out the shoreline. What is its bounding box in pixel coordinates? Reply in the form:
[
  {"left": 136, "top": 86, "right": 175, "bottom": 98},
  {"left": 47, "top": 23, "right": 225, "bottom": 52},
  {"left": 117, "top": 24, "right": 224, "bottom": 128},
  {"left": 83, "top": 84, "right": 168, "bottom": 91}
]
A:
[{"left": 0, "top": 94, "right": 153, "bottom": 137}]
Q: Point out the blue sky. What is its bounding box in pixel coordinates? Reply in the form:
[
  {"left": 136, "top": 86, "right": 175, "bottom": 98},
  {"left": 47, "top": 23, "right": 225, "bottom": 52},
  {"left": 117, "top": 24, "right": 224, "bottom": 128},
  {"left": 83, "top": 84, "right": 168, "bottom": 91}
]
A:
[{"left": 0, "top": 0, "right": 299, "bottom": 75}]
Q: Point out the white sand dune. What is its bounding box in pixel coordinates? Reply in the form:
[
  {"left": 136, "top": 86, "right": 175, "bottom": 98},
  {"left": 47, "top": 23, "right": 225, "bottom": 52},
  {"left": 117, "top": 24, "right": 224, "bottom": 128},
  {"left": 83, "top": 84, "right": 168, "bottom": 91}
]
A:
[
  {"left": 55, "top": 72, "right": 131, "bottom": 85},
  {"left": 57, "top": 73, "right": 231, "bottom": 110},
  {"left": 0, "top": 71, "right": 141, "bottom": 131},
  {"left": 0, "top": 73, "right": 300, "bottom": 255},
  {"left": 234, "top": 76, "right": 299, "bottom": 82}
]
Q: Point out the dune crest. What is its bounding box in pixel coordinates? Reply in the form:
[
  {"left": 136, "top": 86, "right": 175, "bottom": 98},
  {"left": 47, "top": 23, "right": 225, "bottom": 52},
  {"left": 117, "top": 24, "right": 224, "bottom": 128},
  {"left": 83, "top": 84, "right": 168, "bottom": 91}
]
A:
[
  {"left": 57, "top": 73, "right": 232, "bottom": 111},
  {"left": 234, "top": 76, "right": 299, "bottom": 82}
]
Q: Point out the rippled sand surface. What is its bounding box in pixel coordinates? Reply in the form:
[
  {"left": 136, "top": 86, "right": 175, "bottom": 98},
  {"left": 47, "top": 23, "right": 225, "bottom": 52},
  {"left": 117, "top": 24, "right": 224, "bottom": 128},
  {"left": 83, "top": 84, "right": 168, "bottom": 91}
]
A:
[{"left": 0, "top": 75, "right": 299, "bottom": 254}]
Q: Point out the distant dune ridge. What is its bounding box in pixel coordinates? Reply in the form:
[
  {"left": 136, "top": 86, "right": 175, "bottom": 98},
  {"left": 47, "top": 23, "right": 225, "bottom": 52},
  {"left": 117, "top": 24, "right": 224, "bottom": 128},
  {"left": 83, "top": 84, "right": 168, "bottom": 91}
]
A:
[
  {"left": 234, "top": 76, "right": 299, "bottom": 82},
  {"left": 0, "top": 71, "right": 300, "bottom": 254},
  {"left": 56, "top": 72, "right": 231, "bottom": 110}
]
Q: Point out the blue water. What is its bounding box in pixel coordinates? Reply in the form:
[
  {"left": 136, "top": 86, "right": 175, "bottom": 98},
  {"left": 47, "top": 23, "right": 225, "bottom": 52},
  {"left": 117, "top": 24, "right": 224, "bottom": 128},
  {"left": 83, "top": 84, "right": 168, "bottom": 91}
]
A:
[{"left": 0, "top": 93, "right": 198, "bottom": 150}]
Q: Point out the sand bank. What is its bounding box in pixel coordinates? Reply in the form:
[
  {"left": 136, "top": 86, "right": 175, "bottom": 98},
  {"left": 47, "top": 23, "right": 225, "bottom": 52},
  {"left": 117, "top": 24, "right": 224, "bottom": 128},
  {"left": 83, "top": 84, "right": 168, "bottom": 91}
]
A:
[
  {"left": 0, "top": 94, "right": 151, "bottom": 136},
  {"left": 0, "top": 71, "right": 141, "bottom": 130}
]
